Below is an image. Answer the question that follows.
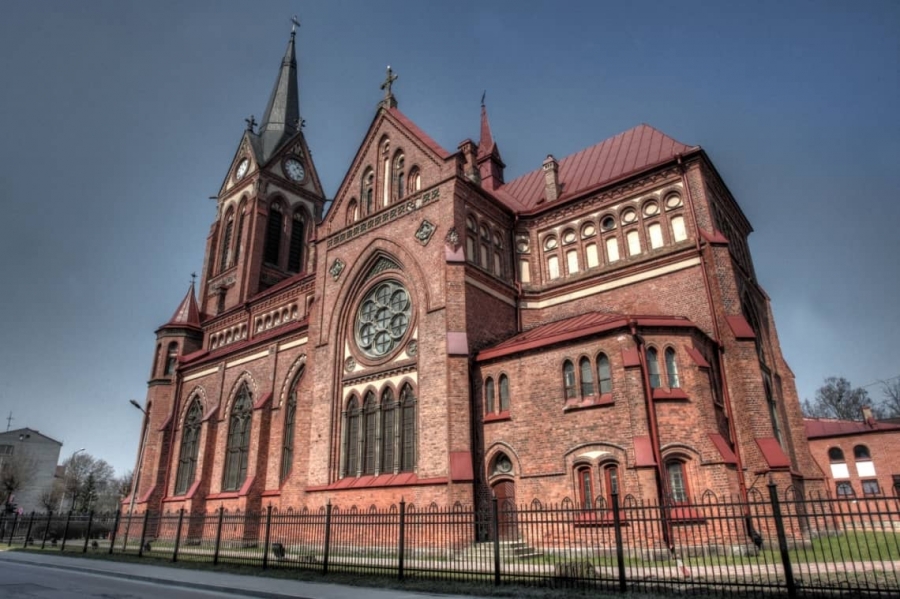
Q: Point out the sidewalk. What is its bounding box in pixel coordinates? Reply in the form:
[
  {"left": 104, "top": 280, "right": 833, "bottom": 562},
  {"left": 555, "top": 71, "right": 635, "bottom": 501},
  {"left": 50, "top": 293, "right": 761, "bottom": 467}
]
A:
[{"left": 0, "top": 550, "right": 476, "bottom": 599}]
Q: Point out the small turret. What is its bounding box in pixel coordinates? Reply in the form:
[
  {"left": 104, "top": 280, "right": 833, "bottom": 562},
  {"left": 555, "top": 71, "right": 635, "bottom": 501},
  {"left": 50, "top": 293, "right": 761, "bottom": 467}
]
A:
[{"left": 477, "top": 98, "right": 505, "bottom": 190}]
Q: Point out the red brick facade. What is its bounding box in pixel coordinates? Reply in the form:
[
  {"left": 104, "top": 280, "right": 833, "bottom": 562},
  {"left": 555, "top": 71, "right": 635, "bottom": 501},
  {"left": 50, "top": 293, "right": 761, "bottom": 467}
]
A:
[{"left": 130, "top": 35, "right": 824, "bottom": 517}]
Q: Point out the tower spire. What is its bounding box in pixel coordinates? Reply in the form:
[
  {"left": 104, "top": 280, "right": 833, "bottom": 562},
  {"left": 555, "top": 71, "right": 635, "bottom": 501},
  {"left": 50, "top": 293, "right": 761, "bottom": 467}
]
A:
[
  {"left": 477, "top": 95, "right": 505, "bottom": 190},
  {"left": 258, "top": 18, "right": 301, "bottom": 162}
]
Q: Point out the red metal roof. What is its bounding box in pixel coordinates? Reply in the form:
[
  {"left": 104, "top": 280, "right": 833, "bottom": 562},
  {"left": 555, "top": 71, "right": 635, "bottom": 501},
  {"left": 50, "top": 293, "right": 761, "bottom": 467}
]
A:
[
  {"left": 164, "top": 283, "right": 201, "bottom": 329},
  {"left": 387, "top": 108, "right": 451, "bottom": 160},
  {"left": 804, "top": 418, "right": 900, "bottom": 439},
  {"left": 476, "top": 312, "right": 696, "bottom": 361},
  {"left": 494, "top": 124, "right": 697, "bottom": 211}
]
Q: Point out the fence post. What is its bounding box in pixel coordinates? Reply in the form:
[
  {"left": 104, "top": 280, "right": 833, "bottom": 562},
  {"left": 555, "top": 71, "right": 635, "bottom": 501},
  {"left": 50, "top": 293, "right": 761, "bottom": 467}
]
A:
[
  {"left": 60, "top": 510, "right": 72, "bottom": 551},
  {"left": 768, "top": 480, "right": 797, "bottom": 599},
  {"left": 23, "top": 511, "right": 35, "bottom": 548},
  {"left": 398, "top": 498, "right": 406, "bottom": 581},
  {"left": 137, "top": 512, "right": 149, "bottom": 557},
  {"left": 611, "top": 492, "right": 626, "bottom": 593},
  {"left": 213, "top": 506, "right": 224, "bottom": 565},
  {"left": 82, "top": 510, "right": 94, "bottom": 553},
  {"left": 262, "top": 505, "right": 273, "bottom": 570},
  {"left": 172, "top": 508, "right": 185, "bottom": 562},
  {"left": 491, "top": 495, "right": 501, "bottom": 586},
  {"left": 108, "top": 510, "right": 121, "bottom": 554},
  {"left": 40, "top": 511, "right": 53, "bottom": 550},
  {"left": 322, "top": 501, "right": 333, "bottom": 575},
  {"left": 6, "top": 511, "right": 19, "bottom": 546}
]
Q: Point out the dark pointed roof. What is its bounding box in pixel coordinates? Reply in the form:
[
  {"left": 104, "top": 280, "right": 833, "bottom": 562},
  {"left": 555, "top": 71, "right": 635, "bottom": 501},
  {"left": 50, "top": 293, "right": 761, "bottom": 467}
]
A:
[
  {"left": 477, "top": 102, "right": 499, "bottom": 160},
  {"left": 494, "top": 124, "right": 698, "bottom": 212},
  {"left": 164, "top": 282, "right": 201, "bottom": 329},
  {"left": 258, "top": 30, "right": 300, "bottom": 163}
]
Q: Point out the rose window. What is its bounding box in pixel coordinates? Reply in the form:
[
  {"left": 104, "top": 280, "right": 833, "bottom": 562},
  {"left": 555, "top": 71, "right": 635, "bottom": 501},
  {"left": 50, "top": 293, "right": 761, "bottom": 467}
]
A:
[{"left": 355, "top": 281, "right": 411, "bottom": 358}]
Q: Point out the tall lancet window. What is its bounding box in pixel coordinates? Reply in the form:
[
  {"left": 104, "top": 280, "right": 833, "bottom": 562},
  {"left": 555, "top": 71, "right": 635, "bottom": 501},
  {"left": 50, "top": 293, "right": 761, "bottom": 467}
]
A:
[
  {"left": 380, "top": 388, "right": 396, "bottom": 474},
  {"left": 399, "top": 384, "right": 417, "bottom": 472},
  {"left": 219, "top": 209, "right": 234, "bottom": 272},
  {"left": 363, "top": 169, "right": 374, "bottom": 215},
  {"left": 264, "top": 203, "right": 283, "bottom": 265},
  {"left": 394, "top": 153, "right": 406, "bottom": 202},
  {"left": 223, "top": 384, "right": 252, "bottom": 491},
  {"left": 233, "top": 200, "right": 245, "bottom": 264},
  {"left": 175, "top": 399, "right": 203, "bottom": 495},
  {"left": 288, "top": 212, "right": 305, "bottom": 273},
  {"left": 344, "top": 396, "right": 361, "bottom": 476},
  {"left": 280, "top": 368, "right": 302, "bottom": 484}
]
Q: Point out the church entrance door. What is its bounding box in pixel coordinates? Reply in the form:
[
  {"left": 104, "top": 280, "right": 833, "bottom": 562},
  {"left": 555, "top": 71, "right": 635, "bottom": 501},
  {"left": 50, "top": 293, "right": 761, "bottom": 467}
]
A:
[{"left": 493, "top": 480, "right": 518, "bottom": 540}]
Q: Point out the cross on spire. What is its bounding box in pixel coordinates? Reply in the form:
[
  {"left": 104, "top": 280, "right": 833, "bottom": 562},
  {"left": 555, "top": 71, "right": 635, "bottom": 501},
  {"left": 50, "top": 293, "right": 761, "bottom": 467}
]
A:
[
  {"left": 291, "top": 15, "right": 300, "bottom": 36},
  {"left": 380, "top": 65, "right": 398, "bottom": 109},
  {"left": 190, "top": 272, "right": 197, "bottom": 287},
  {"left": 245, "top": 115, "right": 257, "bottom": 132}
]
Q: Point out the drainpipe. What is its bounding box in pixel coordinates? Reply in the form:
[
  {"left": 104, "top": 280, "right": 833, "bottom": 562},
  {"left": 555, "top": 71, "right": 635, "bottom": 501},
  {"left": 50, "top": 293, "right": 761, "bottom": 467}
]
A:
[
  {"left": 630, "top": 321, "right": 671, "bottom": 548},
  {"left": 678, "top": 155, "right": 757, "bottom": 539}
]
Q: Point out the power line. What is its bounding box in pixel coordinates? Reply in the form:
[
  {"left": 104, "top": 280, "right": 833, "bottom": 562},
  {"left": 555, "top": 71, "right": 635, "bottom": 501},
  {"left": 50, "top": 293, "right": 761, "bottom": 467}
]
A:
[{"left": 860, "top": 374, "right": 900, "bottom": 389}]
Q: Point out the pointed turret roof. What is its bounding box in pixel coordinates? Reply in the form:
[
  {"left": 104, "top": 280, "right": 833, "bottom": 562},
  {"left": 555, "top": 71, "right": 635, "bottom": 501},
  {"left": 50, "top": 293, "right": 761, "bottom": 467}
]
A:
[
  {"left": 258, "top": 29, "right": 300, "bottom": 163},
  {"left": 477, "top": 101, "right": 500, "bottom": 161},
  {"left": 164, "top": 282, "right": 201, "bottom": 329}
]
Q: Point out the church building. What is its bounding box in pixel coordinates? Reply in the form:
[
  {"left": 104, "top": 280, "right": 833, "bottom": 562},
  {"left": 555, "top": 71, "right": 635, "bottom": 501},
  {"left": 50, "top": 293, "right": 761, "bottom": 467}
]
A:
[{"left": 132, "top": 28, "right": 824, "bottom": 516}]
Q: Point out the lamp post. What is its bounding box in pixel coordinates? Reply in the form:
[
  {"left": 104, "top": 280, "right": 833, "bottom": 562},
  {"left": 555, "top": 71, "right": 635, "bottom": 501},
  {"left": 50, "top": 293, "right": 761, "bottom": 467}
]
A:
[
  {"left": 127, "top": 399, "right": 149, "bottom": 523},
  {"left": 62, "top": 448, "right": 85, "bottom": 512}
]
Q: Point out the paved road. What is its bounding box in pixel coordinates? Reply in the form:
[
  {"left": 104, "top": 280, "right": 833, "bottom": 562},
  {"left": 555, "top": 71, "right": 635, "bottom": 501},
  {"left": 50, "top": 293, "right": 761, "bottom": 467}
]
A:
[
  {"left": 0, "top": 550, "right": 478, "bottom": 598},
  {"left": 0, "top": 560, "right": 247, "bottom": 598}
]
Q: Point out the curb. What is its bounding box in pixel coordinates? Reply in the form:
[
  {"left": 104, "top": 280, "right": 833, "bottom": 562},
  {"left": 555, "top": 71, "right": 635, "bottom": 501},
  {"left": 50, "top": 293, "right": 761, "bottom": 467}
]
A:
[{"left": 0, "top": 554, "right": 315, "bottom": 599}]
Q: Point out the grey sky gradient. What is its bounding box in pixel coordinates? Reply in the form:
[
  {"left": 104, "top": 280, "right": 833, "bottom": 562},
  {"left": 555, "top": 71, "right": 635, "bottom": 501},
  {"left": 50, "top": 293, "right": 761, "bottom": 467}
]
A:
[{"left": 1, "top": 0, "right": 897, "bottom": 475}]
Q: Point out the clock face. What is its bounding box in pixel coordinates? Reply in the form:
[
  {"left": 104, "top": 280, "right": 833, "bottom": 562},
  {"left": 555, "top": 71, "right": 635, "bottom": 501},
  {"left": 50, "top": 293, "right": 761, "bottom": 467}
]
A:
[
  {"left": 235, "top": 158, "right": 249, "bottom": 180},
  {"left": 284, "top": 158, "right": 305, "bottom": 182}
]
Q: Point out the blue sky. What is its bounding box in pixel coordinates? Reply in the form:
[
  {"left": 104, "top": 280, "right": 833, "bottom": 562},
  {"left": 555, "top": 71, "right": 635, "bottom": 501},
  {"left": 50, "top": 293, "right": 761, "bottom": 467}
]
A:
[{"left": 0, "top": 0, "right": 897, "bottom": 475}]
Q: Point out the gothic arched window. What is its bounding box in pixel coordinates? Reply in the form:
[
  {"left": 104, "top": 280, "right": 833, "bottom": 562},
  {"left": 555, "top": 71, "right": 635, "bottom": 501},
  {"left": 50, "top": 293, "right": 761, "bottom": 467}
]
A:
[
  {"left": 345, "top": 396, "right": 361, "bottom": 476},
  {"left": 665, "top": 347, "right": 680, "bottom": 388},
  {"left": 499, "top": 375, "right": 510, "bottom": 412},
  {"left": 666, "top": 459, "right": 690, "bottom": 504},
  {"left": 484, "top": 377, "right": 495, "bottom": 414},
  {"left": 280, "top": 368, "right": 302, "bottom": 483},
  {"left": 288, "top": 211, "right": 305, "bottom": 273},
  {"left": 175, "top": 399, "right": 203, "bottom": 495},
  {"left": 223, "top": 385, "right": 252, "bottom": 491},
  {"left": 563, "top": 360, "right": 576, "bottom": 399},
  {"left": 219, "top": 209, "right": 234, "bottom": 272},
  {"left": 394, "top": 153, "right": 406, "bottom": 201},
  {"left": 381, "top": 388, "right": 396, "bottom": 474},
  {"left": 264, "top": 202, "right": 283, "bottom": 265},
  {"left": 363, "top": 392, "right": 378, "bottom": 475},
  {"left": 346, "top": 199, "right": 358, "bottom": 225},
  {"left": 399, "top": 385, "right": 417, "bottom": 472},
  {"left": 579, "top": 357, "right": 594, "bottom": 397},
  {"left": 597, "top": 353, "right": 612, "bottom": 394},
  {"left": 164, "top": 342, "right": 178, "bottom": 376},
  {"left": 363, "top": 169, "right": 374, "bottom": 215},
  {"left": 233, "top": 200, "right": 246, "bottom": 264},
  {"left": 647, "top": 348, "right": 661, "bottom": 389}
]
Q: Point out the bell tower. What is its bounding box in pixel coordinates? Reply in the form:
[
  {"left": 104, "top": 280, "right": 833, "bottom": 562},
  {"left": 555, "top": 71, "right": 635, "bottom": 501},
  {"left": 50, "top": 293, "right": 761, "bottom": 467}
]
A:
[{"left": 200, "top": 20, "right": 326, "bottom": 316}]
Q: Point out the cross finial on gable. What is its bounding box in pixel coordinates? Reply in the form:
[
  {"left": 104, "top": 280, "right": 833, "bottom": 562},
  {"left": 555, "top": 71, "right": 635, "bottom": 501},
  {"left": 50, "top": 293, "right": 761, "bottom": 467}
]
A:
[
  {"left": 245, "top": 115, "right": 257, "bottom": 132},
  {"left": 380, "top": 65, "right": 398, "bottom": 109}
]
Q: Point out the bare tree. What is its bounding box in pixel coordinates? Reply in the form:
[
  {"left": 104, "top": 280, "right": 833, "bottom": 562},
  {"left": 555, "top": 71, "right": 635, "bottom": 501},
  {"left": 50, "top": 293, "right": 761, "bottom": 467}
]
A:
[
  {"left": 1, "top": 453, "right": 36, "bottom": 512},
  {"left": 802, "top": 377, "right": 882, "bottom": 420},
  {"left": 60, "top": 452, "right": 116, "bottom": 512},
  {"left": 39, "top": 479, "right": 65, "bottom": 512},
  {"left": 882, "top": 379, "right": 900, "bottom": 418}
]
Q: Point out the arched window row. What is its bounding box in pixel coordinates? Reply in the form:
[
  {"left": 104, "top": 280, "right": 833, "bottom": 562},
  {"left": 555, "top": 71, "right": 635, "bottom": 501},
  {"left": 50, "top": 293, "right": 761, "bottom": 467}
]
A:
[
  {"left": 540, "top": 193, "right": 687, "bottom": 282},
  {"left": 483, "top": 374, "right": 511, "bottom": 416},
  {"left": 356, "top": 147, "right": 423, "bottom": 222},
  {"left": 262, "top": 199, "right": 309, "bottom": 274},
  {"left": 575, "top": 461, "right": 621, "bottom": 509},
  {"left": 465, "top": 212, "right": 508, "bottom": 280},
  {"left": 342, "top": 383, "right": 417, "bottom": 478},
  {"left": 562, "top": 353, "right": 614, "bottom": 406},
  {"left": 646, "top": 346, "right": 680, "bottom": 390}
]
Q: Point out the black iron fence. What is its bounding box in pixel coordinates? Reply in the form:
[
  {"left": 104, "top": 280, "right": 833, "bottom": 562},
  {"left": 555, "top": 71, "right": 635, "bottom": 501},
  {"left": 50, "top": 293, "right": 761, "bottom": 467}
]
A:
[{"left": 2, "top": 482, "right": 899, "bottom": 597}]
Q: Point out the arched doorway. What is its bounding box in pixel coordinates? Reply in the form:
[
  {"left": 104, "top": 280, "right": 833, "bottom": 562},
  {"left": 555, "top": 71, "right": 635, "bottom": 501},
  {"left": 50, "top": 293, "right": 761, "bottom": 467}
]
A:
[{"left": 490, "top": 453, "right": 518, "bottom": 540}]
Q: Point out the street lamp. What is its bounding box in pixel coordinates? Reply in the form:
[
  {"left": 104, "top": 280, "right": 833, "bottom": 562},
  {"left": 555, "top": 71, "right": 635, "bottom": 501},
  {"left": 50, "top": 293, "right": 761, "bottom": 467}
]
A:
[
  {"left": 62, "top": 447, "right": 85, "bottom": 512},
  {"left": 126, "top": 399, "right": 149, "bottom": 529}
]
